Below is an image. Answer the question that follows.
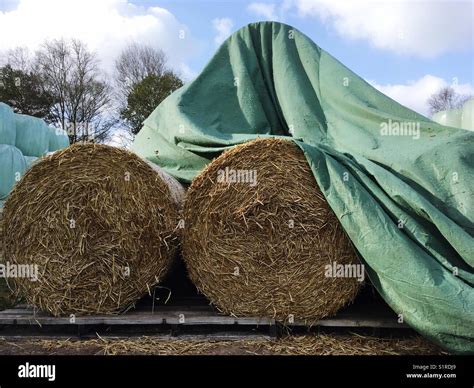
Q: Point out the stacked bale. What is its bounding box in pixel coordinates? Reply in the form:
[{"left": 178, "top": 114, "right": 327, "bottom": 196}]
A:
[
  {"left": 0, "top": 104, "right": 70, "bottom": 202},
  {"left": 0, "top": 103, "right": 16, "bottom": 145},
  {"left": 431, "top": 111, "right": 447, "bottom": 126},
  {"left": 3, "top": 144, "right": 184, "bottom": 316},
  {"left": 47, "top": 127, "right": 70, "bottom": 152},
  {"left": 443, "top": 109, "right": 463, "bottom": 129},
  {"left": 183, "top": 138, "right": 361, "bottom": 322},
  {"left": 0, "top": 144, "right": 28, "bottom": 200},
  {"left": 462, "top": 98, "right": 474, "bottom": 131},
  {"left": 14, "top": 114, "right": 50, "bottom": 157}
]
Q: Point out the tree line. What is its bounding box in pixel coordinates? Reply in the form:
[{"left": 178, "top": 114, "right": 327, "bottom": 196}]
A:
[
  {"left": 1, "top": 38, "right": 471, "bottom": 144},
  {"left": 0, "top": 40, "right": 183, "bottom": 144}
]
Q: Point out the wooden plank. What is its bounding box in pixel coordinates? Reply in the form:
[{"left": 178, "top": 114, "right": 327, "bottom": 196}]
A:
[
  {"left": 0, "top": 309, "right": 407, "bottom": 329},
  {"left": 0, "top": 334, "right": 274, "bottom": 341},
  {"left": 0, "top": 290, "right": 410, "bottom": 330},
  {"left": 289, "top": 311, "right": 407, "bottom": 329},
  {"left": 0, "top": 308, "right": 274, "bottom": 326},
  {"left": 291, "top": 317, "right": 406, "bottom": 329},
  {"left": 0, "top": 308, "right": 35, "bottom": 315}
]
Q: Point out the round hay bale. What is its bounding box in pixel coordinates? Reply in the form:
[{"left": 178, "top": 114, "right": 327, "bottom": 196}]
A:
[
  {"left": 183, "top": 138, "right": 361, "bottom": 322},
  {"left": 0, "top": 203, "right": 17, "bottom": 308},
  {"left": 3, "top": 143, "right": 184, "bottom": 316}
]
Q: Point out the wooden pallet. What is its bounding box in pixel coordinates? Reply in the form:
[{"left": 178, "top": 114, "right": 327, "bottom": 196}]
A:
[
  {"left": 0, "top": 305, "right": 272, "bottom": 326},
  {"left": 0, "top": 260, "right": 409, "bottom": 338},
  {"left": 0, "top": 302, "right": 409, "bottom": 338}
]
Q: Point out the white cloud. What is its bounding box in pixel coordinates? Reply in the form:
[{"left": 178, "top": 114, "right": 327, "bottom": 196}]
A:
[
  {"left": 294, "top": 0, "right": 473, "bottom": 57},
  {"left": 178, "top": 63, "right": 198, "bottom": 82},
  {"left": 0, "top": 0, "right": 200, "bottom": 75},
  {"left": 247, "top": 3, "right": 278, "bottom": 20},
  {"left": 213, "top": 17, "right": 234, "bottom": 45},
  {"left": 369, "top": 75, "right": 474, "bottom": 116}
]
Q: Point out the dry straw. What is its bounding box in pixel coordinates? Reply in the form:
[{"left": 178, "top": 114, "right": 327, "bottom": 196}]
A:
[
  {"left": 183, "top": 138, "right": 361, "bottom": 322},
  {"left": 29, "top": 335, "right": 445, "bottom": 356},
  {"left": 2, "top": 144, "right": 184, "bottom": 316},
  {"left": 0, "top": 206, "right": 16, "bottom": 308}
]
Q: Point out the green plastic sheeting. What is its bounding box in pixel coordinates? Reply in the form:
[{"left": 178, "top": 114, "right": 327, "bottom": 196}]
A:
[
  {"left": 444, "top": 109, "right": 463, "bottom": 129},
  {"left": 431, "top": 101, "right": 473, "bottom": 131},
  {"left": 431, "top": 111, "right": 448, "bottom": 126},
  {"left": 462, "top": 99, "right": 474, "bottom": 131},
  {"left": 48, "top": 127, "right": 70, "bottom": 152},
  {"left": 132, "top": 22, "right": 474, "bottom": 353},
  {"left": 0, "top": 103, "right": 16, "bottom": 145},
  {"left": 15, "top": 114, "right": 49, "bottom": 157},
  {"left": 0, "top": 103, "right": 70, "bottom": 204},
  {"left": 24, "top": 156, "right": 39, "bottom": 166},
  {"left": 0, "top": 144, "right": 27, "bottom": 200}
]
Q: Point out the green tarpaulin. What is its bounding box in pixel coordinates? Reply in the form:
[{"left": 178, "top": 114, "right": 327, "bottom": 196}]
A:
[{"left": 132, "top": 22, "right": 474, "bottom": 353}]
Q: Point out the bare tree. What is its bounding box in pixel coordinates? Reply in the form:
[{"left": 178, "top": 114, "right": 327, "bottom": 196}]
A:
[
  {"left": 35, "top": 39, "right": 115, "bottom": 143},
  {"left": 6, "top": 47, "right": 32, "bottom": 72},
  {"left": 428, "top": 86, "right": 471, "bottom": 115},
  {"left": 115, "top": 43, "right": 166, "bottom": 103}
]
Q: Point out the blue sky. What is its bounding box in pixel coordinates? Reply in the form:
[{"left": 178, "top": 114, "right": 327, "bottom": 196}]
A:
[
  {"left": 161, "top": 0, "right": 473, "bottom": 85},
  {"left": 0, "top": 0, "right": 473, "bottom": 116}
]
